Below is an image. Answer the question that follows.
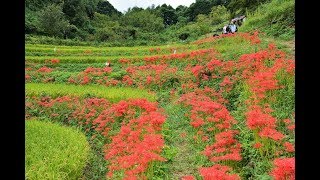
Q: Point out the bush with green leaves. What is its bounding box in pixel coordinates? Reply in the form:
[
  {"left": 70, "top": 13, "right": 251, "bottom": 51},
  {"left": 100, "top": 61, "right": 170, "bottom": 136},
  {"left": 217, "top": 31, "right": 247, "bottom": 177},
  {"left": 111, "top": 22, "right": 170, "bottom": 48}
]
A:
[
  {"left": 25, "top": 120, "right": 90, "bottom": 179},
  {"left": 37, "top": 4, "right": 70, "bottom": 38}
]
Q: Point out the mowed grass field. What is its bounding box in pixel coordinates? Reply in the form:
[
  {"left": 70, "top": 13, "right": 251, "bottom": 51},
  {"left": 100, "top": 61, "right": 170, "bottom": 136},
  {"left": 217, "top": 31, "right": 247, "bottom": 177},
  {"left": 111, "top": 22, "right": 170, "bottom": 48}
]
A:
[{"left": 25, "top": 31, "right": 295, "bottom": 180}]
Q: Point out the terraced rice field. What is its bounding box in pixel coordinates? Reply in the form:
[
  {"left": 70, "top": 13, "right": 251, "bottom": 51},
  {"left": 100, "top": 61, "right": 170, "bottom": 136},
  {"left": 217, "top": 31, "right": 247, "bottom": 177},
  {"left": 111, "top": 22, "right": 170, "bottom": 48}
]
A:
[{"left": 25, "top": 32, "right": 295, "bottom": 180}]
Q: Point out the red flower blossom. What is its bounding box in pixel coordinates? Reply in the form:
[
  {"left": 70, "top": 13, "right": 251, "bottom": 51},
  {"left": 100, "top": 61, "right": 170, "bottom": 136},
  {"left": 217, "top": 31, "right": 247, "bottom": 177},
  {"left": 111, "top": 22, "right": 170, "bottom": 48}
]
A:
[
  {"left": 182, "top": 175, "right": 195, "bottom": 180},
  {"left": 51, "top": 58, "right": 60, "bottom": 64},
  {"left": 270, "top": 157, "right": 295, "bottom": 180},
  {"left": 199, "top": 165, "right": 240, "bottom": 180},
  {"left": 259, "top": 127, "right": 285, "bottom": 141},
  {"left": 37, "top": 66, "right": 53, "bottom": 73},
  {"left": 284, "top": 142, "right": 295, "bottom": 153},
  {"left": 253, "top": 142, "right": 263, "bottom": 149}
]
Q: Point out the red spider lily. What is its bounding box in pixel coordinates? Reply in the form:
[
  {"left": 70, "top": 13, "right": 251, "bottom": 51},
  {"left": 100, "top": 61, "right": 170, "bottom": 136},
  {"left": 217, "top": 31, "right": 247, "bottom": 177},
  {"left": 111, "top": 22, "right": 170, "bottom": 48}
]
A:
[
  {"left": 51, "top": 58, "right": 60, "bottom": 64},
  {"left": 119, "top": 58, "right": 130, "bottom": 64},
  {"left": 191, "top": 65, "right": 204, "bottom": 77},
  {"left": 25, "top": 74, "right": 31, "bottom": 80},
  {"left": 81, "top": 75, "right": 90, "bottom": 85},
  {"left": 246, "top": 105, "right": 277, "bottom": 131},
  {"left": 182, "top": 175, "right": 195, "bottom": 180},
  {"left": 284, "top": 142, "right": 295, "bottom": 153},
  {"left": 37, "top": 66, "right": 53, "bottom": 73},
  {"left": 220, "top": 76, "right": 233, "bottom": 87},
  {"left": 91, "top": 99, "right": 166, "bottom": 178},
  {"left": 258, "top": 127, "right": 285, "bottom": 141},
  {"left": 122, "top": 75, "right": 134, "bottom": 86},
  {"left": 253, "top": 142, "right": 263, "bottom": 149},
  {"left": 287, "top": 124, "right": 295, "bottom": 131},
  {"left": 283, "top": 119, "right": 291, "bottom": 124},
  {"left": 207, "top": 59, "right": 222, "bottom": 71},
  {"left": 270, "top": 157, "right": 295, "bottom": 180},
  {"left": 202, "top": 130, "right": 242, "bottom": 162},
  {"left": 199, "top": 164, "right": 240, "bottom": 180}
]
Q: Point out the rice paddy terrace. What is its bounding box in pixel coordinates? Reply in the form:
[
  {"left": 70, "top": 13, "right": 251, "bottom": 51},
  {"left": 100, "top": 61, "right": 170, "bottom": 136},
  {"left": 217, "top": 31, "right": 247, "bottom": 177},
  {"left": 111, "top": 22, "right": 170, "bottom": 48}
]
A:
[{"left": 25, "top": 32, "right": 295, "bottom": 179}]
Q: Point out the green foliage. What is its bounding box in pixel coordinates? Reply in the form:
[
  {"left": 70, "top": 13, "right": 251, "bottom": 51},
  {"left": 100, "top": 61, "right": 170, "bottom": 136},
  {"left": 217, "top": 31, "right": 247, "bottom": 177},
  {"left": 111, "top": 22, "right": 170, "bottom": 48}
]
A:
[
  {"left": 25, "top": 9, "right": 39, "bottom": 34},
  {"left": 240, "top": 0, "right": 295, "bottom": 40},
  {"left": 209, "top": 5, "right": 230, "bottom": 25},
  {"left": 26, "top": 120, "right": 90, "bottom": 179},
  {"left": 62, "top": 0, "right": 89, "bottom": 28},
  {"left": 156, "top": 4, "right": 178, "bottom": 27},
  {"left": 96, "top": 0, "right": 121, "bottom": 16},
  {"left": 37, "top": 4, "right": 70, "bottom": 38},
  {"left": 25, "top": 83, "right": 157, "bottom": 102},
  {"left": 184, "top": 0, "right": 216, "bottom": 22},
  {"left": 227, "top": 0, "right": 271, "bottom": 17},
  {"left": 121, "top": 10, "right": 165, "bottom": 33}
]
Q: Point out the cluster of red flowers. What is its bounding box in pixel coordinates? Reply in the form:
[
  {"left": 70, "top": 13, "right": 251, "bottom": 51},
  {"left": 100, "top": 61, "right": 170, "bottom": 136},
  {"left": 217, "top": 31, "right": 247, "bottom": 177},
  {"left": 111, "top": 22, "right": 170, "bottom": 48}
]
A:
[
  {"left": 246, "top": 105, "right": 284, "bottom": 140},
  {"left": 181, "top": 175, "right": 195, "bottom": 180},
  {"left": 199, "top": 164, "right": 240, "bottom": 180},
  {"left": 124, "top": 64, "right": 181, "bottom": 88},
  {"left": 149, "top": 47, "right": 161, "bottom": 53},
  {"left": 283, "top": 118, "right": 295, "bottom": 132},
  {"left": 179, "top": 85, "right": 241, "bottom": 178},
  {"left": 202, "top": 130, "right": 242, "bottom": 162},
  {"left": 26, "top": 96, "right": 166, "bottom": 179},
  {"left": 25, "top": 74, "right": 31, "bottom": 81},
  {"left": 239, "top": 31, "right": 261, "bottom": 44},
  {"left": 143, "top": 48, "right": 216, "bottom": 63},
  {"left": 94, "top": 99, "right": 167, "bottom": 179},
  {"left": 237, "top": 44, "right": 295, "bottom": 175},
  {"left": 192, "top": 31, "right": 261, "bottom": 46},
  {"left": 51, "top": 58, "right": 60, "bottom": 64},
  {"left": 37, "top": 66, "right": 53, "bottom": 73},
  {"left": 180, "top": 93, "right": 236, "bottom": 131},
  {"left": 270, "top": 157, "right": 295, "bottom": 180},
  {"left": 68, "top": 66, "right": 116, "bottom": 85}
]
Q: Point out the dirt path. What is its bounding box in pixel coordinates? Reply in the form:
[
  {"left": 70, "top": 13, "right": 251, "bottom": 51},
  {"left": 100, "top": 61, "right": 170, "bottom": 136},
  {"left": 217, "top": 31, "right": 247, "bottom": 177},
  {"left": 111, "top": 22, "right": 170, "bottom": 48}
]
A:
[{"left": 163, "top": 104, "right": 205, "bottom": 179}]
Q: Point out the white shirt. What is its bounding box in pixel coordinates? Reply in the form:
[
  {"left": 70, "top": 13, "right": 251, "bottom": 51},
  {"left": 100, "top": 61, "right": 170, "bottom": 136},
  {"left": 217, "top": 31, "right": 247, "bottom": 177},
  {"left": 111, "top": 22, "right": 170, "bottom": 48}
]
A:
[
  {"left": 229, "top": 24, "right": 237, "bottom": 33},
  {"left": 223, "top": 26, "right": 227, "bottom": 34}
]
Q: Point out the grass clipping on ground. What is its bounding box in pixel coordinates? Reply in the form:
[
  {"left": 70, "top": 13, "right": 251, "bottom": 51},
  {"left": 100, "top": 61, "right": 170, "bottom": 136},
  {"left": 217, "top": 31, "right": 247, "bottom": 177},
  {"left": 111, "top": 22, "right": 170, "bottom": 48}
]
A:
[{"left": 25, "top": 120, "right": 90, "bottom": 179}]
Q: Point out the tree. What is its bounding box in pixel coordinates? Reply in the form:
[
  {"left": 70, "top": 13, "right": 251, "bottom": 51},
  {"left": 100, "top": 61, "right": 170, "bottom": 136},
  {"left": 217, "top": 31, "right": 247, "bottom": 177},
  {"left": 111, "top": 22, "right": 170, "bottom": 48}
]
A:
[
  {"left": 62, "top": 0, "right": 88, "bottom": 28},
  {"left": 38, "top": 4, "right": 70, "bottom": 37},
  {"left": 209, "top": 5, "right": 230, "bottom": 25},
  {"left": 158, "top": 4, "right": 178, "bottom": 27},
  {"left": 25, "top": 9, "right": 39, "bottom": 34},
  {"left": 121, "top": 10, "right": 164, "bottom": 33},
  {"left": 96, "top": 0, "right": 121, "bottom": 16},
  {"left": 84, "top": 0, "right": 100, "bottom": 19},
  {"left": 184, "top": 0, "right": 216, "bottom": 22}
]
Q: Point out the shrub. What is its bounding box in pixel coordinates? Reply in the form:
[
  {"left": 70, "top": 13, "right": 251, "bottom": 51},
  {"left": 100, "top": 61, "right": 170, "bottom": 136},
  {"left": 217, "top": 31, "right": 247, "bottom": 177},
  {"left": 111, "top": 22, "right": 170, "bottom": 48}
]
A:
[{"left": 25, "top": 120, "right": 90, "bottom": 179}]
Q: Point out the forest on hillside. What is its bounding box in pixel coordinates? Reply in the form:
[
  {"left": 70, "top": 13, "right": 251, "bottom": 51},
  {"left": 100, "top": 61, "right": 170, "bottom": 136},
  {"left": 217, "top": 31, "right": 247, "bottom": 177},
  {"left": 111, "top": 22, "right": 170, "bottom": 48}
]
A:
[{"left": 26, "top": 0, "right": 291, "bottom": 45}]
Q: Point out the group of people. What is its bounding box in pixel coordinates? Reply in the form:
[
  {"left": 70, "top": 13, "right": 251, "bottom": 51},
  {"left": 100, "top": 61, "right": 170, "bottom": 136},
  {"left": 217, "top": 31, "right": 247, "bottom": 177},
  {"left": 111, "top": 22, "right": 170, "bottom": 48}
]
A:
[{"left": 222, "top": 15, "right": 246, "bottom": 34}]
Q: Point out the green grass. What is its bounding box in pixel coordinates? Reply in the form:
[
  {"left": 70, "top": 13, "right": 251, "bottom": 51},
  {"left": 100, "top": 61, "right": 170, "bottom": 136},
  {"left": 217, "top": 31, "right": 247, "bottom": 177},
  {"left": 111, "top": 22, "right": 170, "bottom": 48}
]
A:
[
  {"left": 26, "top": 120, "right": 90, "bottom": 179},
  {"left": 204, "top": 34, "right": 263, "bottom": 60},
  {"left": 25, "top": 55, "right": 145, "bottom": 63},
  {"left": 25, "top": 45, "right": 198, "bottom": 57},
  {"left": 240, "top": 0, "right": 295, "bottom": 41},
  {"left": 25, "top": 43, "right": 195, "bottom": 51},
  {"left": 25, "top": 83, "right": 157, "bottom": 102}
]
